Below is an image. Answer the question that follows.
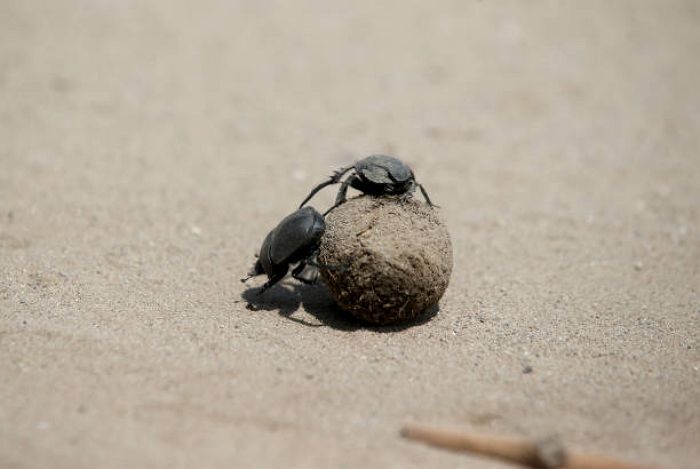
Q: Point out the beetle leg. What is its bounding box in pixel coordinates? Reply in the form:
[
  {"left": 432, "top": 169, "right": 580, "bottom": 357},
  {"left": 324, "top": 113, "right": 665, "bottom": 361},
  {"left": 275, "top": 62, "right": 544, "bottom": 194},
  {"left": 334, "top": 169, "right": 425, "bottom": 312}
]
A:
[
  {"left": 398, "top": 190, "right": 414, "bottom": 204},
  {"left": 418, "top": 183, "right": 438, "bottom": 207},
  {"left": 298, "top": 165, "right": 354, "bottom": 208},
  {"left": 291, "top": 262, "right": 319, "bottom": 284},
  {"left": 335, "top": 174, "right": 362, "bottom": 204},
  {"left": 323, "top": 174, "right": 362, "bottom": 216},
  {"left": 257, "top": 271, "right": 287, "bottom": 295}
]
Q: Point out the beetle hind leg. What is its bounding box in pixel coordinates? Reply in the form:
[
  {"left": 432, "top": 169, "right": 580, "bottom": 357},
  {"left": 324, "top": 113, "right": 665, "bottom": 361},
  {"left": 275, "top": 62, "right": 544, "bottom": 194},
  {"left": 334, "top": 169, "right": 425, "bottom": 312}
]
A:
[
  {"left": 298, "top": 165, "right": 353, "bottom": 208},
  {"left": 323, "top": 174, "right": 362, "bottom": 216},
  {"left": 257, "top": 271, "right": 287, "bottom": 295}
]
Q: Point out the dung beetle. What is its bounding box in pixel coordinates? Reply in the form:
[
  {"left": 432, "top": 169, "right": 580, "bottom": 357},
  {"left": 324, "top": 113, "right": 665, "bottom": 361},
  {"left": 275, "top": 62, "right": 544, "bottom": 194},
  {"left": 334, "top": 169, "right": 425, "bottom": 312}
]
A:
[
  {"left": 241, "top": 206, "right": 331, "bottom": 294},
  {"left": 298, "top": 154, "right": 436, "bottom": 214}
]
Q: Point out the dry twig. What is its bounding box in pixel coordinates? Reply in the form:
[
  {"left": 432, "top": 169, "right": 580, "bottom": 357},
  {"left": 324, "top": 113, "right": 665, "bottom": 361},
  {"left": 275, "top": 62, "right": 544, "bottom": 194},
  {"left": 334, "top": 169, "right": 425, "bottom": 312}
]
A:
[{"left": 401, "top": 424, "right": 663, "bottom": 469}]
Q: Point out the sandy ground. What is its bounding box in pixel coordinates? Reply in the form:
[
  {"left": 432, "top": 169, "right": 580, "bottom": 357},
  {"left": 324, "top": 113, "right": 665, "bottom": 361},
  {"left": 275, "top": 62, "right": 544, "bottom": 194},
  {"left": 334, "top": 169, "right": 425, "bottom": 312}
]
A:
[{"left": 1, "top": 1, "right": 699, "bottom": 468}]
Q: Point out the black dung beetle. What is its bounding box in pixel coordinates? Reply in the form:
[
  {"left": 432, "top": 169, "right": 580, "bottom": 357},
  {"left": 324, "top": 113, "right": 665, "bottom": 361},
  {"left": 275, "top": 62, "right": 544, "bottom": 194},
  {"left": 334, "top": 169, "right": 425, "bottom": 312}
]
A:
[
  {"left": 241, "top": 206, "right": 329, "bottom": 294},
  {"left": 298, "top": 154, "right": 436, "bottom": 214}
]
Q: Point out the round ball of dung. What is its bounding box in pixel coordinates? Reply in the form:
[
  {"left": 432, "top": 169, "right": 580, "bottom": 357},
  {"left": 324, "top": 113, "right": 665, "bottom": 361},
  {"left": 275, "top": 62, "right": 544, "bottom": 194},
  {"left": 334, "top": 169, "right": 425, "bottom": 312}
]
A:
[{"left": 318, "top": 196, "right": 453, "bottom": 325}]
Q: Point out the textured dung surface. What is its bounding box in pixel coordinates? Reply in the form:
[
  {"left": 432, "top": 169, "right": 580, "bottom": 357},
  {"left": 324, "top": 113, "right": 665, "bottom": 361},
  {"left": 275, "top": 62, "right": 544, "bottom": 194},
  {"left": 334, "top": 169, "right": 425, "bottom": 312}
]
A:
[{"left": 319, "top": 197, "right": 452, "bottom": 325}]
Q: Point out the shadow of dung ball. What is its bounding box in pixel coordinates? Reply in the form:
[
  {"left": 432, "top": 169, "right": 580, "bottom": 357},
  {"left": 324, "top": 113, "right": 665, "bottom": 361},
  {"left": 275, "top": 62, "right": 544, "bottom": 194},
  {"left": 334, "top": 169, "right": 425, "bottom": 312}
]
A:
[{"left": 318, "top": 196, "right": 452, "bottom": 325}]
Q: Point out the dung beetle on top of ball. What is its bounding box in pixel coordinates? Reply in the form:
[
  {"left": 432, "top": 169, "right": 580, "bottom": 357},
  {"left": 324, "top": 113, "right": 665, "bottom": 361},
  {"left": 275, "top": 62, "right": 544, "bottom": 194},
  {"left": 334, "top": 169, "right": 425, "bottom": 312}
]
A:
[
  {"left": 241, "top": 206, "right": 333, "bottom": 295},
  {"left": 299, "top": 154, "right": 436, "bottom": 215}
]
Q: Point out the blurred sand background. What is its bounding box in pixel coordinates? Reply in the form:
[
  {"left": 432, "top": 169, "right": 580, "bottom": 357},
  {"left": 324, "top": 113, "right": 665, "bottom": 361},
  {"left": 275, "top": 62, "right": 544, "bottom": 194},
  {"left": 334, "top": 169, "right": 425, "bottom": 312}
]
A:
[{"left": 1, "top": 1, "right": 699, "bottom": 468}]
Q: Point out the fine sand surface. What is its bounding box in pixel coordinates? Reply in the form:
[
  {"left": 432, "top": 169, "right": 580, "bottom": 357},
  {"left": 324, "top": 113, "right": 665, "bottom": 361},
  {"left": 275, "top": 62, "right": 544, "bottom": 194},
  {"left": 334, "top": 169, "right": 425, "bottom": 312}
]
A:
[{"left": 1, "top": 2, "right": 698, "bottom": 468}]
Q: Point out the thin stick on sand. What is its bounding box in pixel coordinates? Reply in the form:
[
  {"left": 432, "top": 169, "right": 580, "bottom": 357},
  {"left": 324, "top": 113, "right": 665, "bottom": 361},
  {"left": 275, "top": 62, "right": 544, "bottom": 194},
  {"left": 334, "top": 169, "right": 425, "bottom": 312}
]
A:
[{"left": 401, "top": 424, "right": 662, "bottom": 469}]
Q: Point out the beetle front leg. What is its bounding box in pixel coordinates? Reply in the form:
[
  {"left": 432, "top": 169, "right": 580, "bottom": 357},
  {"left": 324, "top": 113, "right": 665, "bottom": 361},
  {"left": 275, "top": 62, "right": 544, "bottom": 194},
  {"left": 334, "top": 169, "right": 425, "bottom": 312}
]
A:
[
  {"left": 418, "top": 183, "right": 438, "bottom": 207},
  {"left": 397, "top": 181, "right": 417, "bottom": 204},
  {"left": 291, "top": 262, "right": 319, "bottom": 284}
]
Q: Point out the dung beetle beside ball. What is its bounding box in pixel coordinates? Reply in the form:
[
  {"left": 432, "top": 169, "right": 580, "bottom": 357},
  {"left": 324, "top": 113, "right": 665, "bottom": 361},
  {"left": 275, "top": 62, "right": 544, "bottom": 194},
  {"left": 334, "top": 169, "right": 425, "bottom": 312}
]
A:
[
  {"left": 299, "top": 154, "right": 436, "bottom": 215},
  {"left": 241, "top": 206, "right": 328, "bottom": 295}
]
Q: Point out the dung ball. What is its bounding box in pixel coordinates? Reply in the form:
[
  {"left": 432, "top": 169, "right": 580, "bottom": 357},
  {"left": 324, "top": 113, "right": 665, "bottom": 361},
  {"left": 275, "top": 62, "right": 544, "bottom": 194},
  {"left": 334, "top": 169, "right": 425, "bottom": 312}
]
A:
[{"left": 318, "top": 196, "right": 453, "bottom": 325}]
